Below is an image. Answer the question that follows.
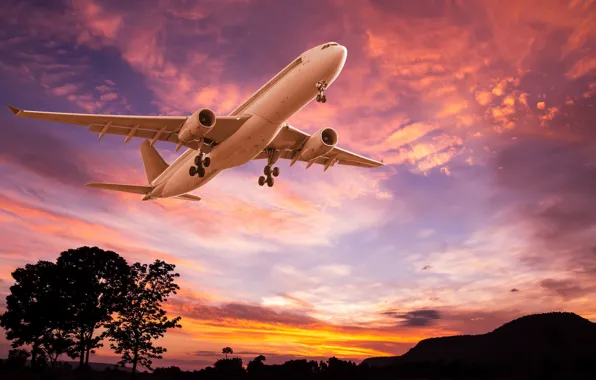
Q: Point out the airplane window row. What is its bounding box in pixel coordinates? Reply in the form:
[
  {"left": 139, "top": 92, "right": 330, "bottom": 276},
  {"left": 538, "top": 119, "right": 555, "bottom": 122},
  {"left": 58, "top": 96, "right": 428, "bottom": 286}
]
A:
[{"left": 321, "top": 43, "right": 339, "bottom": 50}]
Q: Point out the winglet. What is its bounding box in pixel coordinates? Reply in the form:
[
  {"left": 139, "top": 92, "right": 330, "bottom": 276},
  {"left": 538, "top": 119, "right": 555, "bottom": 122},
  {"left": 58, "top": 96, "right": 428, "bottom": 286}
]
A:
[{"left": 8, "top": 104, "right": 21, "bottom": 116}]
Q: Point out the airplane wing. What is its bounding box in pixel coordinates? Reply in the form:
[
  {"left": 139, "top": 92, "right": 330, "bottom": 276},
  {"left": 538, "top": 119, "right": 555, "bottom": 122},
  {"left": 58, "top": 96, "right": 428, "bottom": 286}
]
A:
[
  {"left": 7, "top": 105, "right": 251, "bottom": 149},
  {"left": 255, "top": 124, "right": 384, "bottom": 169}
]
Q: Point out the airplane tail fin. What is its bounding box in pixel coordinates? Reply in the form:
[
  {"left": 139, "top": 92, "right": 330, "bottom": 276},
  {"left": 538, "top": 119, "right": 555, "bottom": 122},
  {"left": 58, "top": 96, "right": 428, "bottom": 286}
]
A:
[{"left": 139, "top": 140, "right": 169, "bottom": 184}]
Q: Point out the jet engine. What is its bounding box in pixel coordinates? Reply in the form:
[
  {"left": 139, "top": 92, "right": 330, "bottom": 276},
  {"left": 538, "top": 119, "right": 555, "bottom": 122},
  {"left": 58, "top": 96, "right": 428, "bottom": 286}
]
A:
[
  {"left": 177, "top": 108, "right": 216, "bottom": 143},
  {"left": 299, "top": 128, "right": 338, "bottom": 161}
]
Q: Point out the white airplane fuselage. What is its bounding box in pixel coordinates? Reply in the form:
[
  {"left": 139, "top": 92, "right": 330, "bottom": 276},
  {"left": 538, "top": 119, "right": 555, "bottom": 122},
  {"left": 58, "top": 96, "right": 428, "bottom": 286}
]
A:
[{"left": 148, "top": 43, "right": 347, "bottom": 199}]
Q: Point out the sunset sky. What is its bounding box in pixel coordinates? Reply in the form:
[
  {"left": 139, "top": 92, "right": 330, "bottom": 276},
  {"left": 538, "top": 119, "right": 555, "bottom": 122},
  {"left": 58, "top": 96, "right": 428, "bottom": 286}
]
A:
[{"left": 1, "top": 0, "right": 596, "bottom": 371}]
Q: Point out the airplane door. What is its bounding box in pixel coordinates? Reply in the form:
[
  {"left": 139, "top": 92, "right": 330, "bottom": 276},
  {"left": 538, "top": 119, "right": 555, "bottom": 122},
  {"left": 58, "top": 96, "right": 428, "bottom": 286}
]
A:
[{"left": 300, "top": 52, "right": 310, "bottom": 64}]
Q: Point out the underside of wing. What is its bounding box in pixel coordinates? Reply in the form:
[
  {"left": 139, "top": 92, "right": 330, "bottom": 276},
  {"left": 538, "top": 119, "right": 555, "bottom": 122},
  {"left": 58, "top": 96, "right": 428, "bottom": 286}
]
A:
[
  {"left": 8, "top": 105, "right": 251, "bottom": 149},
  {"left": 256, "top": 124, "right": 384, "bottom": 169}
]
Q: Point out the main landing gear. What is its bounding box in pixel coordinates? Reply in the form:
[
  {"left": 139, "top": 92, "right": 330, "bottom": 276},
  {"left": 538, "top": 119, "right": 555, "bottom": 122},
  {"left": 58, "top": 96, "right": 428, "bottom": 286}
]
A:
[
  {"left": 316, "top": 80, "right": 328, "bottom": 103},
  {"left": 189, "top": 152, "right": 210, "bottom": 178},
  {"left": 258, "top": 148, "right": 282, "bottom": 187},
  {"left": 258, "top": 165, "right": 280, "bottom": 187}
]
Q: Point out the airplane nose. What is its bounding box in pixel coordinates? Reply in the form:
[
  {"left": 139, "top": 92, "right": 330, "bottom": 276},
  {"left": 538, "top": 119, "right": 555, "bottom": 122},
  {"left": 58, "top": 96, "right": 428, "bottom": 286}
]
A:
[{"left": 331, "top": 45, "right": 347, "bottom": 72}]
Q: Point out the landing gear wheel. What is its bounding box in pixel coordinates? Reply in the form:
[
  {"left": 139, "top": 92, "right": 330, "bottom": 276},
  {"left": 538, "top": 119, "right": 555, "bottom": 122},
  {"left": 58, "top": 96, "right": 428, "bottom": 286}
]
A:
[
  {"left": 321, "top": 95, "right": 327, "bottom": 103},
  {"left": 272, "top": 167, "right": 280, "bottom": 177},
  {"left": 264, "top": 165, "right": 272, "bottom": 176},
  {"left": 316, "top": 94, "right": 322, "bottom": 102},
  {"left": 189, "top": 166, "right": 197, "bottom": 176},
  {"left": 203, "top": 156, "right": 211, "bottom": 168},
  {"left": 194, "top": 156, "right": 202, "bottom": 165},
  {"left": 266, "top": 176, "right": 274, "bottom": 187},
  {"left": 198, "top": 167, "right": 206, "bottom": 178},
  {"left": 258, "top": 176, "right": 266, "bottom": 186}
]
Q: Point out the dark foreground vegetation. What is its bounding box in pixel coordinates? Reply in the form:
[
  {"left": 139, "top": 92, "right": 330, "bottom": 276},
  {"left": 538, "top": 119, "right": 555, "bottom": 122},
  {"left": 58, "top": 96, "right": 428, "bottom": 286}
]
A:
[
  {"left": 0, "top": 247, "right": 181, "bottom": 378},
  {"left": 1, "top": 247, "right": 596, "bottom": 379},
  {"left": 1, "top": 344, "right": 596, "bottom": 380}
]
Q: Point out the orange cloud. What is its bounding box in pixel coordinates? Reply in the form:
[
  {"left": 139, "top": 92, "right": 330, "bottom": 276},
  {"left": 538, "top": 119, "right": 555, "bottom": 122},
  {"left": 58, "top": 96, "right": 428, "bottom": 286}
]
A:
[
  {"left": 475, "top": 91, "right": 493, "bottom": 106},
  {"left": 383, "top": 134, "right": 463, "bottom": 170}
]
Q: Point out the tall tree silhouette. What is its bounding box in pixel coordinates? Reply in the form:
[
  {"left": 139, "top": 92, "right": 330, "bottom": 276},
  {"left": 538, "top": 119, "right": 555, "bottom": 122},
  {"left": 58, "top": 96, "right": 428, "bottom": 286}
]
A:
[
  {"left": 56, "top": 246, "right": 130, "bottom": 368},
  {"left": 106, "top": 260, "right": 181, "bottom": 378},
  {"left": 0, "top": 261, "right": 76, "bottom": 369},
  {"left": 222, "top": 347, "right": 233, "bottom": 359}
]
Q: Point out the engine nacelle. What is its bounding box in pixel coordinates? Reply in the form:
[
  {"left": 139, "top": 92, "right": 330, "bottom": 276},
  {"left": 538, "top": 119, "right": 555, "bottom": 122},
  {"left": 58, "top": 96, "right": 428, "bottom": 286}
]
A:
[
  {"left": 299, "top": 128, "right": 338, "bottom": 161},
  {"left": 177, "top": 108, "right": 216, "bottom": 143}
]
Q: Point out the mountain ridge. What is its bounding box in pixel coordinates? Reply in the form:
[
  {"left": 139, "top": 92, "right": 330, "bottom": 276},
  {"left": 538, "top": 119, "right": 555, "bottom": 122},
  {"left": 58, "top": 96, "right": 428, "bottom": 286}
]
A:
[{"left": 361, "top": 311, "right": 596, "bottom": 369}]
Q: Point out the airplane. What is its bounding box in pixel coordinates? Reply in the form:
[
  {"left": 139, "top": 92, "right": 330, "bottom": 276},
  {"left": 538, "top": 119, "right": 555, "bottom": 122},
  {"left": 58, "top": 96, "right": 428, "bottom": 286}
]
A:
[{"left": 8, "top": 42, "right": 384, "bottom": 202}]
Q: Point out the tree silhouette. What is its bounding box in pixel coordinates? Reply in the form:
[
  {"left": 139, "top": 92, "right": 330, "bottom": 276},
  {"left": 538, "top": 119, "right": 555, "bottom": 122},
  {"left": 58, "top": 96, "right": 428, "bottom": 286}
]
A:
[
  {"left": 325, "top": 356, "right": 358, "bottom": 376},
  {"left": 106, "top": 260, "right": 181, "bottom": 378},
  {"left": 252, "top": 354, "right": 266, "bottom": 364},
  {"left": 247, "top": 354, "right": 266, "bottom": 375},
  {"left": 56, "top": 246, "right": 131, "bottom": 368},
  {"left": 214, "top": 357, "right": 244, "bottom": 376},
  {"left": 222, "top": 347, "right": 233, "bottom": 359},
  {"left": 0, "top": 261, "right": 76, "bottom": 369}
]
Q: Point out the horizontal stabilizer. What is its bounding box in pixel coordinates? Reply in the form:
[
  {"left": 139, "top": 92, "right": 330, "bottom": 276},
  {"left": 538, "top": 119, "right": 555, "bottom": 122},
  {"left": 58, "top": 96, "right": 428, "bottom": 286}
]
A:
[
  {"left": 173, "top": 194, "right": 201, "bottom": 202},
  {"left": 85, "top": 183, "right": 152, "bottom": 195}
]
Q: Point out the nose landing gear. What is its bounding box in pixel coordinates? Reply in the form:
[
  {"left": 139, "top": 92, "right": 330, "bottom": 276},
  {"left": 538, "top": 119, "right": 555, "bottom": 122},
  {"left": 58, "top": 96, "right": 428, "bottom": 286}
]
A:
[
  {"left": 316, "top": 80, "right": 328, "bottom": 103},
  {"left": 189, "top": 152, "right": 210, "bottom": 178}
]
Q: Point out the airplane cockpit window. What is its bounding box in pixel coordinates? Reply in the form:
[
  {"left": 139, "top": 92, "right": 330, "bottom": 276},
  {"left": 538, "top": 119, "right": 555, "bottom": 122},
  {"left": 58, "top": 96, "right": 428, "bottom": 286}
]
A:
[{"left": 321, "top": 43, "right": 339, "bottom": 50}]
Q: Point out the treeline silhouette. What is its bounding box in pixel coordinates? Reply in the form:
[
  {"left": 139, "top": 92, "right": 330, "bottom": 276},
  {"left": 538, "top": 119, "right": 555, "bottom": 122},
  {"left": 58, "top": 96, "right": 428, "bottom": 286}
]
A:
[
  {"left": 0, "top": 247, "right": 181, "bottom": 378},
  {"left": 1, "top": 247, "right": 596, "bottom": 379},
  {"left": 3, "top": 345, "right": 596, "bottom": 380}
]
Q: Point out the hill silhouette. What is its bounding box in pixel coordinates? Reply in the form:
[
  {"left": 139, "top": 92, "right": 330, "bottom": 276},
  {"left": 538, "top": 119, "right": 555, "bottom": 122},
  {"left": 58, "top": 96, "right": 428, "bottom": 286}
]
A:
[{"left": 362, "top": 311, "right": 596, "bottom": 370}]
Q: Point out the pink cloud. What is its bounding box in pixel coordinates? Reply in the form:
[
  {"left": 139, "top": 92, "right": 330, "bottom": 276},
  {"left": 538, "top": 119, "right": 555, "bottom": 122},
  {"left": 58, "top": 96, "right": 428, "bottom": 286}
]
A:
[{"left": 99, "top": 92, "right": 118, "bottom": 101}]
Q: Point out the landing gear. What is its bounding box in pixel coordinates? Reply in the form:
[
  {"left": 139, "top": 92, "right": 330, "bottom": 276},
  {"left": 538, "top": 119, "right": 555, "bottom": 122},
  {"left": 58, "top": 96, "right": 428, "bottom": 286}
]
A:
[
  {"left": 258, "top": 148, "right": 281, "bottom": 187},
  {"left": 316, "top": 94, "right": 327, "bottom": 103},
  {"left": 316, "top": 80, "right": 328, "bottom": 103},
  {"left": 193, "top": 155, "right": 210, "bottom": 168},
  {"left": 190, "top": 165, "right": 205, "bottom": 177},
  {"left": 258, "top": 165, "right": 279, "bottom": 187},
  {"left": 190, "top": 152, "right": 210, "bottom": 178}
]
